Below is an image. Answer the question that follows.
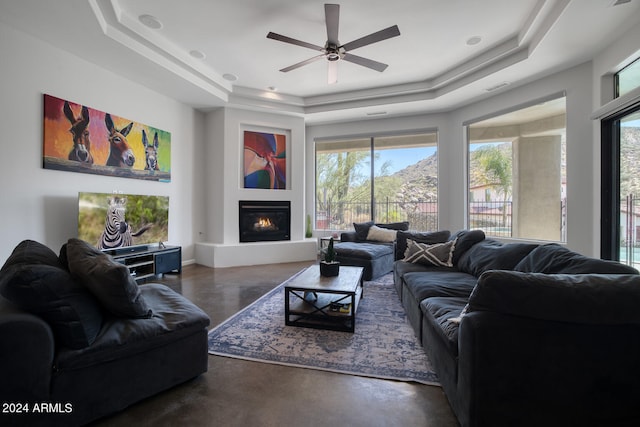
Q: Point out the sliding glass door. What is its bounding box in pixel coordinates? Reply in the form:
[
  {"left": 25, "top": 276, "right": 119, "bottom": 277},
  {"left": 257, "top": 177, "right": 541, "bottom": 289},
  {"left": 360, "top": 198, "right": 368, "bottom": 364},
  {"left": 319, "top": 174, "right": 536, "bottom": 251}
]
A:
[{"left": 602, "top": 106, "right": 640, "bottom": 267}]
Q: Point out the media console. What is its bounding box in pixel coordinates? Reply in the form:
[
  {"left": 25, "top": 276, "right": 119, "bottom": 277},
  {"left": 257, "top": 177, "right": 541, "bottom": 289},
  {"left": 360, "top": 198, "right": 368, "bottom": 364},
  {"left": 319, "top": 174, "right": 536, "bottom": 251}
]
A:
[{"left": 104, "top": 245, "right": 182, "bottom": 283}]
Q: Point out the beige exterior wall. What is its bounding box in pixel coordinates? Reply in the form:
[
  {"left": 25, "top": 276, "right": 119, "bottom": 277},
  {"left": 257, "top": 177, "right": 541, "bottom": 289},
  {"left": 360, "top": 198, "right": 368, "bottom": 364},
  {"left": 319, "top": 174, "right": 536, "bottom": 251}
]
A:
[{"left": 513, "top": 136, "right": 562, "bottom": 241}]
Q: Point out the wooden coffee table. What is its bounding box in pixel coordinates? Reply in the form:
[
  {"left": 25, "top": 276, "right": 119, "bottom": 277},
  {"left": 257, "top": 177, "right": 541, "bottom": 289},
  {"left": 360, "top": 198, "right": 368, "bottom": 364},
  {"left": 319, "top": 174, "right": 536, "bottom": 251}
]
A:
[{"left": 284, "top": 265, "right": 364, "bottom": 332}]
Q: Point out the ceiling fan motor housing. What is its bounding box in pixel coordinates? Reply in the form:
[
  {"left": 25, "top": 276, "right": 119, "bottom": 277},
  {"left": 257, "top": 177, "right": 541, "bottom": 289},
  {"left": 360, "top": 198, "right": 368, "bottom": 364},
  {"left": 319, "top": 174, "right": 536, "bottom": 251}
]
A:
[{"left": 325, "top": 43, "right": 344, "bottom": 61}]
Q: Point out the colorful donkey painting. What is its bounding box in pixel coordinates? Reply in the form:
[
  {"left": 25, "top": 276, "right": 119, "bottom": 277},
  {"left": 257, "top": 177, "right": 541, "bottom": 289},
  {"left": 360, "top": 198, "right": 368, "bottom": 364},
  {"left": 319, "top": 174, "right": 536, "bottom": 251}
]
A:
[
  {"left": 43, "top": 94, "right": 171, "bottom": 182},
  {"left": 243, "top": 130, "right": 287, "bottom": 190}
]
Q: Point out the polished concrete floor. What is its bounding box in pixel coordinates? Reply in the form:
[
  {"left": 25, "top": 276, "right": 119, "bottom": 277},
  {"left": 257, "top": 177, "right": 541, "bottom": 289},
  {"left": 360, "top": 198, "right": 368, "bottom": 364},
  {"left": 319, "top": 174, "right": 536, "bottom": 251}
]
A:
[{"left": 91, "top": 262, "right": 459, "bottom": 427}]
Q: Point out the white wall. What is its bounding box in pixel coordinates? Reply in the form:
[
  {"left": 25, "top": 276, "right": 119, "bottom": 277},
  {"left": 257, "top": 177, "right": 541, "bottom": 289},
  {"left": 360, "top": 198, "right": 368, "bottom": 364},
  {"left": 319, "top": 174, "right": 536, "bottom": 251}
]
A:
[
  {"left": 2, "top": 14, "right": 638, "bottom": 265},
  {"left": 0, "top": 22, "right": 204, "bottom": 263},
  {"left": 202, "top": 107, "right": 307, "bottom": 244},
  {"left": 195, "top": 107, "right": 316, "bottom": 267}
]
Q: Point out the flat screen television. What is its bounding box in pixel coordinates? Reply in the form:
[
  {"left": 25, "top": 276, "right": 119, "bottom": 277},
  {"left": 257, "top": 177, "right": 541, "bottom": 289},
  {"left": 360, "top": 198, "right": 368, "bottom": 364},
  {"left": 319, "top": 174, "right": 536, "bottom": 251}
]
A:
[{"left": 78, "top": 192, "right": 169, "bottom": 251}]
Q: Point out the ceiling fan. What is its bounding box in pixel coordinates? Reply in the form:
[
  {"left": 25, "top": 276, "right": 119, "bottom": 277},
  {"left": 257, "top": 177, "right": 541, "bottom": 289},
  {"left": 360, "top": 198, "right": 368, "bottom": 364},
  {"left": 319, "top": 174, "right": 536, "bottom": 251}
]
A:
[{"left": 266, "top": 3, "right": 400, "bottom": 84}]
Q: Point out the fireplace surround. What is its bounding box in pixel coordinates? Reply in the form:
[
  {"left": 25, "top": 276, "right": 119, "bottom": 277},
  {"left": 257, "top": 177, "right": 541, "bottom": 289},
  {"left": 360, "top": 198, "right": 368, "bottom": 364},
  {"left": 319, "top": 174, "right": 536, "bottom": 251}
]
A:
[{"left": 239, "top": 200, "right": 291, "bottom": 242}]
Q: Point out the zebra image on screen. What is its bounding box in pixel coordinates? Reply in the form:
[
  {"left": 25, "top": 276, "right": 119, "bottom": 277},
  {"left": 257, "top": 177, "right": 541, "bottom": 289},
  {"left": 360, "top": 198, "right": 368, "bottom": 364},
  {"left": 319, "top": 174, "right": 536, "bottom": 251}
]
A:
[{"left": 98, "top": 196, "right": 151, "bottom": 250}]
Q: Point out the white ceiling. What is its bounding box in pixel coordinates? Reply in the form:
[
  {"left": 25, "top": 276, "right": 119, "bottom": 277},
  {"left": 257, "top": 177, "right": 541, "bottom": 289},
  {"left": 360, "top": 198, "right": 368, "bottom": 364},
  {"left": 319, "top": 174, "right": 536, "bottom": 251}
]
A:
[{"left": 1, "top": 0, "right": 639, "bottom": 124}]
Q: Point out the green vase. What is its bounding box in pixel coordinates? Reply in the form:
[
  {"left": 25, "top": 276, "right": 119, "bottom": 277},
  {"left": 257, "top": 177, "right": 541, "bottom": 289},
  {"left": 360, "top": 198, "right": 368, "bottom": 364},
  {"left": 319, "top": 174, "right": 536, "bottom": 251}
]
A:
[{"left": 305, "top": 214, "right": 312, "bottom": 238}]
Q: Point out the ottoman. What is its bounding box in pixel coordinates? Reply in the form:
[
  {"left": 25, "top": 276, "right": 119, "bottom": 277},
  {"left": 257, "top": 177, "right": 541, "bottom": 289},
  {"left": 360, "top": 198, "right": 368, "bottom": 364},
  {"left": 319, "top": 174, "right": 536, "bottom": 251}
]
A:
[{"left": 333, "top": 241, "right": 394, "bottom": 280}]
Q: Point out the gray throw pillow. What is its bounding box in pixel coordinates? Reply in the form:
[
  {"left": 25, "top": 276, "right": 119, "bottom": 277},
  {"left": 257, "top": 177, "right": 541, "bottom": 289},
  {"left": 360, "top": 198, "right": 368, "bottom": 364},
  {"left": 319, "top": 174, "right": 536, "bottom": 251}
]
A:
[
  {"left": 395, "top": 230, "right": 451, "bottom": 260},
  {"left": 65, "top": 238, "right": 152, "bottom": 319},
  {"left": 403, "top": 239, "right": 456, "bottom": 267},
  {"left": 353, "top": 221, "right": 374, "bottom": 241}
]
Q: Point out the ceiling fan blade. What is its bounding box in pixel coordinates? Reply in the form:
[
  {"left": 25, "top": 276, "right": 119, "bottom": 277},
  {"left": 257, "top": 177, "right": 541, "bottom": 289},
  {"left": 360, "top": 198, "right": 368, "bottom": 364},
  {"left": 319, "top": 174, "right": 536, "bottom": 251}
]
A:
[
  {"left": 325, "top": 4, "right": 340, "bottom": 44},
  {"left": 342, "top": 53, "right": 388, "bottom": 72},
  {"left": 267, "top": 32, "right": 324, "bottom": 51},
  {"left": 328, "top": 61, "right": 338, "bottom": 84},
  {"left": 280, "top": 54, "right": 326, "bottom": 73},
  {"left": 340, "top": 25, "right": 400, "bottom": 52}
]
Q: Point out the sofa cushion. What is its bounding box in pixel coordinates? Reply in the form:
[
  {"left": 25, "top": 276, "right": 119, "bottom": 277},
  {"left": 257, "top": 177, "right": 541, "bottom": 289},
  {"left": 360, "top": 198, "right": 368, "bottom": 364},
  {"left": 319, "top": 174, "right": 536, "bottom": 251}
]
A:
[
  {"left": 65, "top": 239, "right": 152, "bottom": 319},
  {"left": 376, "top": 221, "right": 410, "bottom": 231},
  {"left": 469, "top": 270, "right": 640, "bottom": 324},
  {"left": 403, "top": 239, "right": 455, "bottom": 267},
  {"left": 420, "top": 297, "right": 468, "bottom": 357},
  {"left": 457, "top": 239, "right": 539, "bottom": 277},
  {"left": 0, "top": 240, "right": 103, "bottom": 349},
  {"left": 403, "top": 271, "right": 477, "bottom": 303},
  {"left": 1, "top": 239, "right": 62, "bottom": 269},
  {"left": 449, "top": 229, "right": 485, "bottom": 265},
  {"left": 394, "top": 260, "right": 456, "bottom": 278},
  {"left": 366, "top": 225, "right": 397, "bottom": 242},
  {"left": 395, "top": 230, "right": 450, "bottom": 260},
  {"left": 54, "top": 283, "right": 210, "bottom": 371},
  {"left": 514, "top": 244, "right": 639, "bottom": 274},
  {"left": 334, "top": 241, "right": 393, "bottom": 260}
]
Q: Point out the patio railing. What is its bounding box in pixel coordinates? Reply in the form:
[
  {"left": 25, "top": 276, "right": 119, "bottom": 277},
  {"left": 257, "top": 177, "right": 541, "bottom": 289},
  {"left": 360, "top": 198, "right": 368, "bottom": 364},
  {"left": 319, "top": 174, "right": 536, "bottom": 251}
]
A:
[
  {"left": 468, "top": 201, "right": 512, "bottom": 237},
  {"left": 622, "top": 194, "right": 640, "bottom": 268},
  {"left": 315, "top": 199, "right": 438, "bottom": 231},
  {"left": 316, "top": 199, "right": 568, "bottom": 241}
]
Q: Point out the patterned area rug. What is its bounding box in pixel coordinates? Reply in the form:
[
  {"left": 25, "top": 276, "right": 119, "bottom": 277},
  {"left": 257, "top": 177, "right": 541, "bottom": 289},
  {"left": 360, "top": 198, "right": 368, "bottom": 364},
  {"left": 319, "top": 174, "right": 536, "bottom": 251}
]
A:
[{"left": 207, "top": 271, "right": 440, "bottom": 386}]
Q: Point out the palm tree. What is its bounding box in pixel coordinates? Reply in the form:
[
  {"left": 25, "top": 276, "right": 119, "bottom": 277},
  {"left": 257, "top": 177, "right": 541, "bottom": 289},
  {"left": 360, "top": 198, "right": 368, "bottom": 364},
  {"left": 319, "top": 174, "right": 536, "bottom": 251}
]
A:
[{"left": 472, "top": 144, "right": 512, "bottom": 227}]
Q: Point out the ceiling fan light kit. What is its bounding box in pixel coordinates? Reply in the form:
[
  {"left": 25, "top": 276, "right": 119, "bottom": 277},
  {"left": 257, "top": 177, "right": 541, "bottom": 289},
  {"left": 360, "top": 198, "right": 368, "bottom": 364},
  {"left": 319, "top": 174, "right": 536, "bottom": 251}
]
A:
[{"left": 267, "top": 3, "right": 400, "bottom": 84}]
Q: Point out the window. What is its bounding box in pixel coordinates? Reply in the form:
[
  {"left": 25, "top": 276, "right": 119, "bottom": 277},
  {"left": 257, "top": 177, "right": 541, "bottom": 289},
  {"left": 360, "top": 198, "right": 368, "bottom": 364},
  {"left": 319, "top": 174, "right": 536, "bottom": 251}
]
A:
[
  {"left": 467, "top": 96, "right": 567, "bottom": 241},
  {"left": 615, "top": 57, "right": 640, "bottom": 98},
  {"left": 315, "top": 132, "right": 438, "bottom": 231}
]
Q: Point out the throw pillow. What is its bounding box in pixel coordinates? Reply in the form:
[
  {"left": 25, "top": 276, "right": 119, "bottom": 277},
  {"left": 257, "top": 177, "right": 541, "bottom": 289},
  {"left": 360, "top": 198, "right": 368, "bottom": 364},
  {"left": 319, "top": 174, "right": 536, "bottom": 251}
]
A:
[
  {"left": 0, "top": 240, "right": 103, "bottom": 349},
  {"left": 395, "top": 230, "right": 451, "bottom": 261},
  {"left": 366, "top": 225, "right": 397, "bottom": 242},
  {"left": 403, "top": 239, "right": 456, "bottom": 267},
  {"left": 353, "top": 221, "right": 374, "bottom": 241},
  {"left": 65, "top": 238, "right": 152, "bottom": 319}
]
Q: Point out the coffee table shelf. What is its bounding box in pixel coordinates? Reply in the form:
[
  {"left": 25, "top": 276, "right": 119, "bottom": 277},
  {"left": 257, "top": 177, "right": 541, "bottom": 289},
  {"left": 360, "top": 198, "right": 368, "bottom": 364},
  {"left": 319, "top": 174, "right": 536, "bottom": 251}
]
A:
[{"left": 284, "top": 265, "right": 364, "bottom": 332}]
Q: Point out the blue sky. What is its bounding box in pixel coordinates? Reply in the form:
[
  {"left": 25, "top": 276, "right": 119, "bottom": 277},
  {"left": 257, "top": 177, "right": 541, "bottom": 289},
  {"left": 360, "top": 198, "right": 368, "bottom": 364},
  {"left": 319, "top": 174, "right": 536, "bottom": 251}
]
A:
[
  {"left": 376, "top": 146, "right": 436, "bottom": 174},
  {"left": 365, "top": 142, "right": 511, "bottom": 176}
]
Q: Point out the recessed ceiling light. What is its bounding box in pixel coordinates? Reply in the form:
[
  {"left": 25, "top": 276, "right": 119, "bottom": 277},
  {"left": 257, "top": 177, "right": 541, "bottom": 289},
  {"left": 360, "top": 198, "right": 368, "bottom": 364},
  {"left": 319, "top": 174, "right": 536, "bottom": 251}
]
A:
[
  {"left": 189, "top": 50, "right": 206, "bottom": 59},
  {"left": 139, "top": 14, "right": 163, "bottom": 30},
  {"left": 366, "top": 111, "right": 387, "bottom": 116},
  {"left": 485, "top": 81, "right": 510, "bottom": 92},
  {"left": 609, "top": 0, "right": 631, "bottom": 6},
  {"left": 268, "top": 86, "right": 277, "bottom": 91},
  {"left": 223, "top": 73, "right": 238, "bottom": 82},
  {"left": 466, "top": 36, "right": 482, "bottom": 46}
]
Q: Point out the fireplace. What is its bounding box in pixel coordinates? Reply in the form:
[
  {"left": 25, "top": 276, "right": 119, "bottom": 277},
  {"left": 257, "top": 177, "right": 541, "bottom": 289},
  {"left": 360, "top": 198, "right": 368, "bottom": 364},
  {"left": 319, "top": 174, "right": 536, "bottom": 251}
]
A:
[{"left": 239, "top": 200, "right": 291, "bottom": 242}]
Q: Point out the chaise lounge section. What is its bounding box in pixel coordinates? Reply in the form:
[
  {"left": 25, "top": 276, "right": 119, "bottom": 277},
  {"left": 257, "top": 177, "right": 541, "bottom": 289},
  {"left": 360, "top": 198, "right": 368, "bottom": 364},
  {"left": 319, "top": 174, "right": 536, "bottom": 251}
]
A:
[{"left": 334, "top": 221, "right": 410, "bottom": 280}]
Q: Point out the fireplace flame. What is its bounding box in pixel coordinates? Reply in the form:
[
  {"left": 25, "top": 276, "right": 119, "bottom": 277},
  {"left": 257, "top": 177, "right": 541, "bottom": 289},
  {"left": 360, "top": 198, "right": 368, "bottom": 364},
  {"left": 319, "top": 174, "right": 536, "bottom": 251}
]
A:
[{"left": 254, "top": 217, "right": 276, "bottom": 231}]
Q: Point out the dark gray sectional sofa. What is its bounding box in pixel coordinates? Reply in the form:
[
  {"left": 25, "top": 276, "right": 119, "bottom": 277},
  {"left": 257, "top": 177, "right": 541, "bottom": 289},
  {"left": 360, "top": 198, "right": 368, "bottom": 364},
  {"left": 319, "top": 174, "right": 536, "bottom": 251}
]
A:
[
  {"left": 0, "top": 239, "right": 210, "bottom": 426},
  {"left": 394, "top": 229, "right": 640, "bottom": 427}
]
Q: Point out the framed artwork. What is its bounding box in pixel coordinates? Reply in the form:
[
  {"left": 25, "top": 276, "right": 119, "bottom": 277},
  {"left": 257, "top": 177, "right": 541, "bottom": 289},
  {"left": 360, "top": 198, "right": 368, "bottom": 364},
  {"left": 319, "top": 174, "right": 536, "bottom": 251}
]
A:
[
  {"left": 243, "top": 129, "right": 287, "bottom": 190},
  {"left": 43, "top": 94, "right": 171, "bottom": 182}
]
